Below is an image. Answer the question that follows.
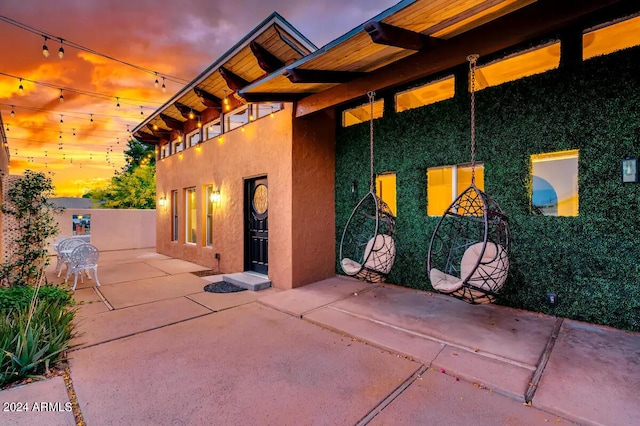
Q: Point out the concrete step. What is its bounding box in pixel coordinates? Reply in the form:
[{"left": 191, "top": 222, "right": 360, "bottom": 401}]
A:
[{"left": 222, "top": 272, "right": 271, "bottom": 291}]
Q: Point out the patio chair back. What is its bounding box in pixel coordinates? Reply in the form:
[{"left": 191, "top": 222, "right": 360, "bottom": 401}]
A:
[{"left": 70, "top": 244, "right": 99, "bottom": 267}]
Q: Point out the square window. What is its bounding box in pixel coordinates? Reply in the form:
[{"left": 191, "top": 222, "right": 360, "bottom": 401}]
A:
[
  {"left": 375, "top": 173, "right": 397, "bottom": 216},
  {"left": 427, "top": 164, "right": 484, "bottom": 216},
  {"left": 531, "top": 150, "right": 579, "bottom": 216}
]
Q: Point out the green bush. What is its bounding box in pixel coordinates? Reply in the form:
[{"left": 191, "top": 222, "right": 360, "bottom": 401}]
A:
[
  {"left": 335, "top": 46, "right": 640, "bottom": 331},
  {"left": 1, "top": 299, "right": 76, "bottom": 388},
  {"left": 0, "top": 286, "right": 72, "bottom": 314}
]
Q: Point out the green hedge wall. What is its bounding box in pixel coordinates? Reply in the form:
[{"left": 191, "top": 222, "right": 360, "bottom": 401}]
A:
[{"left": 335, "top": 47, "right": 640, "bottom": 331}]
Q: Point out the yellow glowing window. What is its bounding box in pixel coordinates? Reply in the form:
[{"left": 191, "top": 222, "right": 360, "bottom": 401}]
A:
[
  {"left": 427, "top": 164, "right": 484, "bottom": 216},
  {"left": 205, "top": 185, "right": 214, "bottom": 247},
  {"left": 375, "top": 173, "right": 397, "bottom": 216},
  {"left": 531, "top": 150, "right": 579, "bottom": 217},
  {"left": 396, "top": 76, "right": 455, "bottom": 113},
  {"left": 474, "top": 42, "right": 560, "bottom": 91},
  {"left": 185, "top": 187, "right": 197, "bottom": 244},
  {"left": 583, "top": 15, "right": 640, "bottom": 60},
  {"left": 342, "top": 100, "right": 384, "bottom": 127}
]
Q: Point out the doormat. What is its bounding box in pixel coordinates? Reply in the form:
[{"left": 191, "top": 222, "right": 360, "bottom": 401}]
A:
[
  {"left": 203, "top": 282, "right": 247, "bottom": 293},
  {"left": 191, "top": 269, "right": 218, "bottom": 277}
]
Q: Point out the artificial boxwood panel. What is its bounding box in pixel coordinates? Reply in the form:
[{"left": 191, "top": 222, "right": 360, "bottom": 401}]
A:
[{"left": 335, "top": 46, "right": 640, "bottom": 331}]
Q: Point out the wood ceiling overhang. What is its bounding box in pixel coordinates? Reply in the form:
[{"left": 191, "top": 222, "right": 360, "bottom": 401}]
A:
[
  {"left": 132, "top": 12, "right": 316, "bottom": 141},
  {"left": 240, "top": 0, "right": 636, "bottom": 117}
]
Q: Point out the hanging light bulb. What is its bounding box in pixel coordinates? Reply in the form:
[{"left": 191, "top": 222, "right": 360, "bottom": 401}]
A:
[
  {"left": 153, "top": 123, "right": 158, "bottom": 130},
  {"left": 73, "top": 128, "right": 76, "bottom": 136},
  {"left": 162, "top": 77, "right": 166, "bottom": 93},
  {"left": 116, "top": 97, "right": 120, "bottom": 110},
  {"left": 197, "top": 117, "right": 202, "bottom": 128},
  {"left": 89, "top": 113, "right": 94, "bottom": 123},
  {"left": 10, "top": 106, "right": 15, "bottom": 118},
  {"left": 42, "top": 36, "right": 50, "bottom": 58},
  {"left": 18, "top": 79, "right": 24, "bottom": 94},
  {"left": 241, "top": 125, "right": 245, "bottom": 132},
  {"left": 60, "top": 115, "right": 64, "bottom": 124},
  {"left": 44, "top": 151, "right": 48, "bottom": 157},
  {"left": 59, "top": 88, "right": 64, "bottom": 103},
  {"left": 140, "top": 106, "right": 144, "bottom": 116},
  {"left": 189, "top": 108, "right": 195, "bottom": 120},
  {"left": 154, "top": 72, "right": 159, "bottom": 88},
  {"left": 5, "top": 123, "right": 9, "bottom": 132},
  {"left": 117, "top": 137, "right": 120, "bottom": 144},
  {"left": 58, "top": 38, "right": 64, "bottom": 59},
  {"left": 59, "top": 131, "right": 62, "bottom": 140}
]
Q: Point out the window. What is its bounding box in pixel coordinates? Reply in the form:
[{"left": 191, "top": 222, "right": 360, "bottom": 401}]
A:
[
  {"left": 224, "top": 106, "right": 249, "bottom": 131},
  {"left": 396, "top": 76, "right": 455, "bottom": 112},
  {"left": 474, "top": 42, "right": 560, "bottom": 91},
  {"left": 254, "top": 103, "right": 282, "bottom": 119},
  {"left": 171, "top": 190, "right": 178, "bottom": 241},
  {"left": 427, "top": 164, "right": 484, "bottom": 216},
  {"left": 205, "top": 185, "right": 214, "bottom": 246},
  {"left": 172, "top": 138, "right": 184, "bottom": 154},
  {"left": 185, "top": 188, "right": 196, "bottom": 244},
  {"left": 162, "top": 144, "right": 170, "bottom": 159},
  {"left": 342, "top": 99, "right": 384, "bottom": 127},
  {"left": 531, "top": 150, "right": 578, "bottom": 216},
  {"left": 375, "top": 173, "right": 397, "bottom": 216},
  {"left": 583, "top": 15, "right": 640, "bottom": 60},
  {"left": 188, "top": 130, "right": 201, "bottom": 147},
  {"left": 206, "top": 120, "right": 221, "bottom": 140}
]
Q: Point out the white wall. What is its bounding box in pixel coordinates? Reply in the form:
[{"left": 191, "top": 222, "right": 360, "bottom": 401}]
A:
[{"left": 52, "top": 209, "right": 156, "bottom": 252}]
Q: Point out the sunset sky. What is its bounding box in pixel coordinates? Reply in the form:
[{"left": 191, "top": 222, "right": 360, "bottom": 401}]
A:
[{"left": 0, "top": 0, "right": 397, "bottom": 196}]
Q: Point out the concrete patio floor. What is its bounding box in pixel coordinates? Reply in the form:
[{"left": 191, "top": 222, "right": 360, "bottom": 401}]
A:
[{"left": 1, "top": 248, "right": 639, "bottom": 425}]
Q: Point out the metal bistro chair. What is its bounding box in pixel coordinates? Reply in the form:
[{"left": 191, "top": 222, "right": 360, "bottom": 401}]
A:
[
  {"left": 52, "top": 235, "right": 70, "bottom": 276},
  {"left": 65, "top": 244, "right": 101, "bottom": 291},
  {"left": 56, "top": 237, "right": 86, "bottom": 277}
]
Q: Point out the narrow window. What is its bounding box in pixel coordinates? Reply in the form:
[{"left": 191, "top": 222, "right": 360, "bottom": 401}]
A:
[
  {"left": 205, "top": 185, "right": 214, "bottom": 246},
  {"left": 474, "top": 42, "right": 560, "bottom": 91},
  {"left": 395, "top": 76, "right": 455, "bottom": 113},
  {"left": 171, "top": 190, "right": 178, "bottom": 241},
  {"left": 531, "top": 150, "right": 579, "bottom": 216},
  {"left": 188, "top": 130, "right": 201, "bottom": 147},
  {"left": 206, "top": 120, "right": 221, "bottom": 140},
  {"left": 185, "top": 187, "right": 197, "bottom": 244},
  {"left": 427, "top": 164, "right": 484, "bottom": 216},
  {"left": 375, "top": 172, "right": 397, "bottom": 216},
  {"left": 342, "top": 99, "right": 384, "bottom": 127},
  {"left": 583, "top": 15, "right": 640, "bottom": 60},
  {"left": 224, "top": 105, "right": 249, "bottom": 132}
]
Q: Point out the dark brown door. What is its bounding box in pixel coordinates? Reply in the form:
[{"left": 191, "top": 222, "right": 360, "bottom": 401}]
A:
[{"left": 245, "top": 177, "right": 268, "bottom": 274}]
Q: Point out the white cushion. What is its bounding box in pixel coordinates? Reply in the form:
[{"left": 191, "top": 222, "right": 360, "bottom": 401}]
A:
[
  {"left": 430, "top": 268, "right": 464, "bottom": 293},
  {"left": 461, "top": 242, "right": 508, "bottom": 291},
  {"left": 341, "top": 234, "right": 396, "bottom": 276},
  {"left": 341, "top": 257, "right": 363, "bottom": 275}
]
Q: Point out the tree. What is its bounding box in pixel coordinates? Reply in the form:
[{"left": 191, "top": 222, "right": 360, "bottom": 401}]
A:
[
  {"left": 1, "top": 171, "right": 62, "bottom": 287},
  {"left": 84, "top": 138, "right": 156, "bottom": 208}
]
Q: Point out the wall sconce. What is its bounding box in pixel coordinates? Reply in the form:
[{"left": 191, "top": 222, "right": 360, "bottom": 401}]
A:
[
  {"left": 210, "top": 189, "right": 221, "bottom": 204},
  {"left": 159, "top": 196, "right": 167, "bottom": 207},
  {"left": 622, "top": 157, "right": 638, "bottom": 183}
]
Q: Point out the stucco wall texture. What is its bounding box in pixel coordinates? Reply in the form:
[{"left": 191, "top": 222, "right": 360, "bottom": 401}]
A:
[{"left": 155, "top": 104, "right": 336, "bottom": 289}]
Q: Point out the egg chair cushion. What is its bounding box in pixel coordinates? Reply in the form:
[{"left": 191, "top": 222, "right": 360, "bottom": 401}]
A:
[
  {"left": 341, "top": 257, "right": 363, "bottom": 275},
  {"left": 430, "top": 268, "right": 464, "bottom": 293},
  {"left": 341, "top": 234, "right": 396, "bottom": 277},
  {"left": 460, "top": 242, "right": 508, "bottom": 292}
]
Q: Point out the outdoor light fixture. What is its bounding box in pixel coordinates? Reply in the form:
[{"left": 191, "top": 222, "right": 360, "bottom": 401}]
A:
[
  {"left": 154, "top": 72, "right": 159, "bottom": 88},
  {"left": 10, "top": 106, "right": 15, "bottom": 118},
  {"left": 189, "top": 108, "right": 195, "bottom": 120},
  {"left": 42, "top": 36, "right": 50, "bottom": 57},
  {"left": 18, "top": 79, "right": 24, "bottom": 94},
  {"left": 210, "top": 189, "right": 221, "bottom": 204},
  {"left": 159, "top": 197, "right": 167, "bottom": 207},
  {"left": 58, "top": 39, "right": 64, "bottom": 59},
  {"left": 622, "top": 156, "right": 638, "bottom": 183},
  {"left": 162, "top": 77, "right": 166, "bottom": 93},
  {"left": 59, "top": 89, "right": 64, "bottom": 103}
]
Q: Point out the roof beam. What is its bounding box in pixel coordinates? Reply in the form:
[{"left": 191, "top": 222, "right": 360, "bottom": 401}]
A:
[
  {"left": 134, "top": 131, "right": 160, "bottom": 144},
  {"left": 219, "top": 66, "right": 250, "bottom": 91},
  {"left": 146, "top": 124, "right": 170, "bottom": 138},
  {"left": 250, "top": 41, "right": 285, "bottom": 73},
  {"left": 159, "top": 113, "right": 184, "bottom": 131},
  {"left": 173, "top": 102, "right": 200, "bottom": 120},
  {"left": 240, "top": 92, "right": 307, "bottom": 103},
  {"left": 193, "top": 87, "right": 222, "bottom": 109},
  {"left": 364, "top": 21, "right": 440, "bottom": 50},
  {"left": 296, "top": 0, "right": 630, "bottom": 117},
  {"left": 284, "top": 68, "right": 366, "bottom": 84}
]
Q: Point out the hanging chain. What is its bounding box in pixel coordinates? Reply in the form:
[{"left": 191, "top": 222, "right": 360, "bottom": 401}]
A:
[
  {"left": 468, "top": 54, "right": 479, "bottom": 185},
  {"left": 368, "top": 91, "right": 376, "bottom": 192}
]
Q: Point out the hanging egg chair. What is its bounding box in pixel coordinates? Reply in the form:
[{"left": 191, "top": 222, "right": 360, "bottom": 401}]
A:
[
  {"left": 339, "top": 91, "right": 397, "bottom": 283},
  {"left": 427, "top": 54, "right": 511, "bottom": 304}
]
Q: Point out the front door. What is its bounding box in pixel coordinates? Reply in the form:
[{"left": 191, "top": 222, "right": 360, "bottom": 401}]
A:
[{"left": 245, "top": 177, "right": 268, "bottom": 274}]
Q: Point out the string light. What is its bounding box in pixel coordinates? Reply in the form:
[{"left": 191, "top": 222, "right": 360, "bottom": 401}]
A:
[
  {"left": 60, "top": 114, "right": 64, "bottom": 124},
  {"left": 59, "top": 131, "right": 62, "bottom": 140},
  {"left": 72, "top": 128, "right": 76, "bottom": 136},
  {"left": 197, "top": 117, "right": 202, "bottom": 128},
  {"left": 90, "top": 114, "right": 94, "bottom": 122},
  {"left": 42, "top": 36, "right": 49, "bottom": 57},
  {"left": 58, "top": 38, "right": 64, "bottom": 59},
  {"left": 116, "top": 137, "right": 120, "bottom": 144},
  {"left": 5, "top": 123, "right": 9, "bottom": 132},
  {"left": 59, "top": 88, "right": 64, "bottom": 103},
  {"left": 154, "top": 72, "right": 159, "bottom": 88},
  {"left": 10, "top": 105, "right": 15, "bottom": 118},
  {"left": 140, "top": 106, "right": 144, "bottom": 116},
  {"left": 188, "top": 108, "right": 194, "bottom": 120},
  {"left": 116, "top": 97, "right": 120, "bottom": 110},
  {"left": 153, "top": 124, "right": 158, "bottom": 130},
  {"left": 162, "top": 77, "right": 166, "bottom": 93},
  {"left": 18, "top": 78, "right": 24, "bottom": 94}
]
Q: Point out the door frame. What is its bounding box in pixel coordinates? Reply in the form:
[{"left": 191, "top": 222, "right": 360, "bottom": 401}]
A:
[{"left": 244, "top": 175, "right": 268, "bottom": 274}]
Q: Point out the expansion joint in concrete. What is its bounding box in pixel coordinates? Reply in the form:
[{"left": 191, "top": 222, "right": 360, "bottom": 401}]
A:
[{"left": 525, "top": 317, "right": 564, "bottom": 403}]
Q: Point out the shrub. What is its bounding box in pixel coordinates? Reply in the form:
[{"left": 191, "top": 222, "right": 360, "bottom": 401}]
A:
[{"left": 0, "top": 286, "right": 72, "bottom": 314}]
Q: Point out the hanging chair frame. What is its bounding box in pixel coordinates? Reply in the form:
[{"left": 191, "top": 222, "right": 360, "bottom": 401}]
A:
[
  {"left": 339, "top": 91, "right": 397, "bottom": 283},
  {"left": 426, "top": 54, "right": 511, "bottom": 304}
]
